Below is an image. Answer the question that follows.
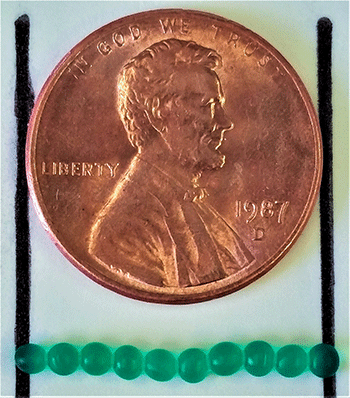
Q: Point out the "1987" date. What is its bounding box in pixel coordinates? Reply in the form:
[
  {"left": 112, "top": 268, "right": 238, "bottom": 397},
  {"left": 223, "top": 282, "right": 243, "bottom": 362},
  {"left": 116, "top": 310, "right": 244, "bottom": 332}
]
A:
[{"left": 235, "top": 200, "right": 290, "bottom": 224}]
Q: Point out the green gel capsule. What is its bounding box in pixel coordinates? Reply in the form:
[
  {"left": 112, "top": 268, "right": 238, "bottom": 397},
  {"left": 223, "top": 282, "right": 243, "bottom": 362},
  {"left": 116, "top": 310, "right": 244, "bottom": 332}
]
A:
[
  {"left": 114, "top": 345, "right": 143, "bottom": 380},
  {"left": 209, "top": 342, "right": 243, "bottom": 376},
  {"left": 178, "top": 348, "right": 208, "bottom": 383},
  {"left": 145, "top": 349, "right": 176, "bottom": 382},
  {"left": 48, "top": 343, "right": 79, "bottom": 375},
  {"left": 244, "top": 341, "right": 274, "bottom": 377},
  {"left": 309, "top": 344, "right": 339, "bottom": 378},
  {"left": 81, "top": 342, "right": 112, "bottom": 375},
  {"left": 276, "top": 345, "right": 307, "bottom": 377},
  {"left": 15, "top": 344, "right": 46, "bottom": 374}
]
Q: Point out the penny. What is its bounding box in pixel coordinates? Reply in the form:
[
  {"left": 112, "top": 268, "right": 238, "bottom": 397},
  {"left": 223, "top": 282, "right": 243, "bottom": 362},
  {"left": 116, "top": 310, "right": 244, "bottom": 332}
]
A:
[{"left": 26, "top": 9, "right": 322, "bottom": 304}]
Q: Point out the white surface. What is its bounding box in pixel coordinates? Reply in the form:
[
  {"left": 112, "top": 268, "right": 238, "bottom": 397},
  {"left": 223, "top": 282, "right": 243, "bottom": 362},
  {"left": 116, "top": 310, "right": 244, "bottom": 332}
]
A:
[{"left": 1, "top": 1, "right": 349, "bottom": 397}]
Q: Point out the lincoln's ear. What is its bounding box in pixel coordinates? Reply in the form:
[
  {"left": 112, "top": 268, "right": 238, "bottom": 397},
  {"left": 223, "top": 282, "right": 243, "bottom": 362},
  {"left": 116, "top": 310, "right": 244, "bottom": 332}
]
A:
[{"left": 145, "top": 96, "right": 167, "bottom": 134}]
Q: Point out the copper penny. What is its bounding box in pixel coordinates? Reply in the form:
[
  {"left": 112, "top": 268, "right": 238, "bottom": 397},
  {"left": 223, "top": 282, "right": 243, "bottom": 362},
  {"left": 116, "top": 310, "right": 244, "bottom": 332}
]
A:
[{"left": 26, "top": 10, "right": 322, "bottom": 304}]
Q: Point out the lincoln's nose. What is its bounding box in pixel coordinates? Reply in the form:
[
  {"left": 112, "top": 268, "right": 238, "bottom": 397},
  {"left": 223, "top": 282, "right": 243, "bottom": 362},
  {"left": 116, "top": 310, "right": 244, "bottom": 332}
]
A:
[{"left": 217, "top": 104, "right": 234, "bottom": 132}]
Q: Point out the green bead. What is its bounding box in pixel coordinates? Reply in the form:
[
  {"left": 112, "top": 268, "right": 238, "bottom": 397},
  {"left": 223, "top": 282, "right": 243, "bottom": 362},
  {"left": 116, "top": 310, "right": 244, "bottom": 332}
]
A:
[
  {"left": 48, "top": 343, "right": 79, "bottom": 375},
  {"left": 244, "top": 341, "right": 274, "bottom": 377},
  {"left": 309, "top": 344, "right": 339, "bottom": 378},
  {"left": 15, "top": 344, "right": 46, "bottom": 374},
  {"left": 276, "top": 345, "right": 307, "bottom": 377},
  {"left": 114, "top": 345, "right": 143, "bottom": 380},
  {"left": 81, "top": 342, "right": 112, "bottom": 375},
  {"left": 178, "top": 348, "right": 208, "bottom": 383},
  {"left": 145, "top": 349, "right": 176, "bottom": 381},
  {"left": 209, "top": 342, "right": 243, "bottom": 376}
]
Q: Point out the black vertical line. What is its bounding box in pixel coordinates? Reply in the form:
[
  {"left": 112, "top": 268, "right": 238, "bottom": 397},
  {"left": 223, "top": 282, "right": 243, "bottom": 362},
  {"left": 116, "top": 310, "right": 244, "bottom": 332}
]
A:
[
  {"left": 14, "top": 14, "right": 34, "bottom": 398},
  {"left": 317, "top": 17, "right": 336, "bottom": 398}
]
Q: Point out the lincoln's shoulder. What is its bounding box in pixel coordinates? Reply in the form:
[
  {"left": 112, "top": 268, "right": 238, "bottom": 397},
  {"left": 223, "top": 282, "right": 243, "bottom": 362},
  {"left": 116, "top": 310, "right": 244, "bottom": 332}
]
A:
[
  {"left": 91, "top": 163, "right": 172, "bottom": 234},
  {"left": 88, "top": 159, "right": 178, "bottom": 268}
]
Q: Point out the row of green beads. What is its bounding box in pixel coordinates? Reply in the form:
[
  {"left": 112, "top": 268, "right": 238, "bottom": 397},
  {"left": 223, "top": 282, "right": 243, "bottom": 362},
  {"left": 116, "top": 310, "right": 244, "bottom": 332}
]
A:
[{"left": 15, "top": 342, "right": 340, "bottom": 382}]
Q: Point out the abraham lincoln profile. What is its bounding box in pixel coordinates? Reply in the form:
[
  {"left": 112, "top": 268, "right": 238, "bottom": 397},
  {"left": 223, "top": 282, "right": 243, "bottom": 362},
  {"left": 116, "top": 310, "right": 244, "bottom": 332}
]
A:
[{"left": 89, "top": 39, "right": 254, "bottom": 287}]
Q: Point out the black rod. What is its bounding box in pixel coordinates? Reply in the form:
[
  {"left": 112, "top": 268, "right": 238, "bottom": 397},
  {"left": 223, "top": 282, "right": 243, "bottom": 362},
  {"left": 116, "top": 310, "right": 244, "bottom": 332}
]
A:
[
  {"left": 317, "top": 17, "right": 336, "bottom": 398},
  {"left": 14, "top": 13, "right": 34, "bottom": 398}
]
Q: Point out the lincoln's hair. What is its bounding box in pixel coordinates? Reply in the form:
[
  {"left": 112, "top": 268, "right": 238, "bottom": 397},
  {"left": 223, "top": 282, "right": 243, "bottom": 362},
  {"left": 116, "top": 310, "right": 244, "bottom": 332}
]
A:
[{"left": 117, "top": 39, "right": 222, "bottom": 149}]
